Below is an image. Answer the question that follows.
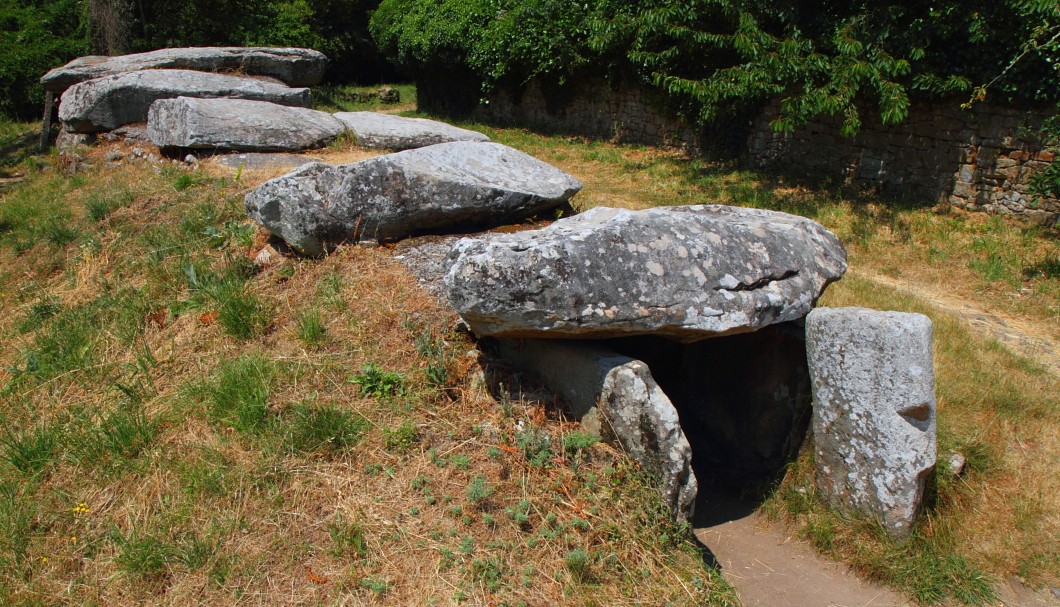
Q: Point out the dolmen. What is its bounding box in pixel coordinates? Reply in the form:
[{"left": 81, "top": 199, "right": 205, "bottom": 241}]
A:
[
  {"left": 443, "top": 205, "right": 936, "bottom": 533},
  {"left": 245, "top": 141, "right": 581, "bottom": 255}
]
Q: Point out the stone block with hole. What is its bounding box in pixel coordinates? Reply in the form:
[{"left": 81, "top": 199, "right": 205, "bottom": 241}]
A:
[{"left": 806, "top": 307, "right": 937, "bottom": 538}]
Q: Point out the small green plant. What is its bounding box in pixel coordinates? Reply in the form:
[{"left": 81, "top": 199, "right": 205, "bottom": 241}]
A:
[
  {"left": 351, "top": 364, "right": 405, "bottom": 397},
  {"left": 359, "top": 577, "right": 389, "bottom": 595},
  {"left": 16, "top": 297, "right": 62, "bottom": 333},
  {"left": 201, "top": 355, "right": 274, "bottom": 434},
  {"left": 97, "top": 406, "right": 157, "bottom": 460},
  {"left": 465, "top": 475, "right": 494, "bottom": 506},
  {"left": 296, "top": 308, "right": 327, "bottom": 346},
  {"left": 565, "top": 548, "right": 593, "bottom": 583},
  {"left": 515, "top": 428, "right": 553, "bottom": 468},
  {"left": 285, "top": 403, "right": 367, "bottom": 453},
  {"left": 328, "top": 515, "right": 369, "bottom": 559},
  {"left": 211, "top": 281, "right": 270, "bottom": 339},
  {"left": 383, "top": 420, "right": 418, "bottom": 453},
  {"left": 0, "top": 424, "right": 61, "bottom": 476},
  {"left": 505, "top": 500, "right": 532, "bottom": 530},
  {"left": 469, "top": 555, "right": 509, "bottom": 591},
  {"left": 0, "top": 483, "right": 36, "bottom": 568},
  {"left": 173, "top": 172, "right": 209, "bottom": 191},
  {"left": 116, "top": 531, "right": 175, "bottom": 579},
  {"left": 562, "top": 431, "right": 599, "bottom": 467},
  {"left": 84, "top": 187, "right": 134, "bottom": 222},
  {"left": 450, "top": 454, "right": 471, "bottom": 470}
]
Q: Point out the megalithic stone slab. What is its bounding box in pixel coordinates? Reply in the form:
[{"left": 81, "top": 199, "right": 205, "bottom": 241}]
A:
[
  {"left": 495, "top": 338, "right": 697, "bottom": 520},
  {"left": 805, "top": 307, "right": 937, "bottom": 538},
  {"left": 148, "top": 97, "right": 345, "bottom": 152},
  {"left": 42, "top": 47, "right": 327, "bottom": 92},
  {"left": 444, "top": 205, "right": 847, "bottom": 342},
  {"left": 59, "top": 69, "right": 311, "bottom": 133},
  {"left": 244, "top": 141, "right": 582, "bottom": 255},
  {"left": 333, "top": 112, "right": 490, "bottom": 150}
]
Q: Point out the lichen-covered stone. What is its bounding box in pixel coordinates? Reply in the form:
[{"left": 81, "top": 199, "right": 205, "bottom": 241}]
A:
[
  {"left": 148, "top": 97, "right": 345, "bottom": 151},
  {"left": 806, "top": 307, "right": 937, "bottom": 538},
  {"left": 495, "top": 338, "right": 697, "bottom": 519},
  {"left": 42, "top": 47, "right": 327, "bottom": 92},
  {"left": 59, "top": 70, "right": 311, "bottom": 133},
  {"left": 334, "top": 112, "right": 489, "bottom": 150},
  {"left": 444, "top": 205, "right": 847, "bottom": 341},
  {"left": 244, "top": 141, "right": 582, "bottom": 255}
]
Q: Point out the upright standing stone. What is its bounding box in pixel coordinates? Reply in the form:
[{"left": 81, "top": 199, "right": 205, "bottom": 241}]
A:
[{"left": 805, "top": 307, "right": 937, "bottom": 538}]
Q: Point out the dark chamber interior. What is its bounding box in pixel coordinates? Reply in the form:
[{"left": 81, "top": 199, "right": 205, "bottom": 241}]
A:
[{"left": 606, "top": 321, "right": 813, "bottom": 513}]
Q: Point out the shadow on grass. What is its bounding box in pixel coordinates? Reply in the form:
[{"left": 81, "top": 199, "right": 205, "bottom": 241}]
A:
[{"left": 0, "top": 126, "right": 39, "bottom": 176}]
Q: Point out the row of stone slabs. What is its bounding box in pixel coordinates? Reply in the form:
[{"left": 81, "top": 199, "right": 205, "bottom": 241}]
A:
[
  {"left": 43, "top": 46, "right": 487, "bottom": 153},
  {"left": 241, "top": 138, "right": 937, "bottom": 537}
]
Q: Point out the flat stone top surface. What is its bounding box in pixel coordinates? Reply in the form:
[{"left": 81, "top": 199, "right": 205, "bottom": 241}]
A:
[
  {"left": 333, "top": 112, "right": 490, "bottom": 149},
  {"left": 42, "top": 47, "right": 327, "bottom": 91},
  {"left": 445, "top": 204, "right": 847, "bottom": 340}
]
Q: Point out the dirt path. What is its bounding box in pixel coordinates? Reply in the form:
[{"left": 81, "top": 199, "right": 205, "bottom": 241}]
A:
[
  {"left": 696, "top": 511, "right": 911, "bottom": 607},
  {"left": 851, "top": 269, "right": 1060, "bottom": 376}
]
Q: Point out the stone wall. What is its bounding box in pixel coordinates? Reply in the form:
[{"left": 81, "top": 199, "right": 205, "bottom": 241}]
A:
[
  {"left": 472, "top": 79, "right": 701, "bottom": 150},
  {"left": 748, "top": 102, "right": 1059, "bottom": 224},
  {"left": 469, "top": 77, "right": 1058, "bottom": 225}
]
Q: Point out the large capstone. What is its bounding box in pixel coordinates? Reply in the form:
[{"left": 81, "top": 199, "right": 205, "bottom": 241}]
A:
[
  {"left": 444, "top": 205, "right": 847, "bottom": 341},
  {"left": 244, "top": 141, "right": 582, "bottom": 255},
  {"left": 148, "top": 97, "right": 345, "bottom": 152},
  {"left": 42, "top": 47, "right": 327, "bottom": 93},
  {"left": 59, "top": 69, "right": 311, "bottom": 133},
  {"left": 333, "top": 112, "right": 490, "bottom": 150},
  {"left": 495, "top": 338, "right": 697, "bottom": 519},
  {"left": 805, "top": 307, "right": 937, "bottom": 538}
]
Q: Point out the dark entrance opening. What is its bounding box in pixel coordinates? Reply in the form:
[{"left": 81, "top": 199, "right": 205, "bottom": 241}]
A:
[{"left": 606, "top": 321, "right": 813, "bottom": 525}]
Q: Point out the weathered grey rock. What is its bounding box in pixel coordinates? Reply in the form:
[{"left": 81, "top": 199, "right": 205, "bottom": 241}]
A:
[
  {"left": 805, "top": 307, "right": 937, "bottom": 538},
  {"left": 445, "top": 205, "right": 847, "bottom": 341},
  {"left": 148, "top": 97, "right": 345, "bottom": 151},
  {"left": 59, "top": 70, "right": 311, "bottom": 133},
  {"left": 333, "top": 112, "right": 489, "bottom": 150},
  {"left": 496, "top": 338, "right": 697, "bottom": 519},
  {"left": 245, "top": 141, "right": 581, "bottom": 255},
  {"left": 214, "top": 152, "right": 319, "bottom": 171},
  {"left": 42, "top": 47, "right": 327, "bottom": 92}
]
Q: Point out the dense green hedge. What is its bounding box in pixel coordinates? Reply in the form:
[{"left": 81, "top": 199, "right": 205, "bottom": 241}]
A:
[
  {"left": 370, "top": 0, "right": 1060, "bottom": 134},
  {"left": 0, "top": 0, "right": 88, "bottom": 119}
]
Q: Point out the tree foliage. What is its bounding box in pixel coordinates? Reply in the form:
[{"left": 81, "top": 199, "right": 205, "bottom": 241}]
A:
[
  {"left": 0, "top": 0, "right": 88, "bottom": 119},
  {"left": 371, "top": 0, "right": 1060, "bottom": 135}
]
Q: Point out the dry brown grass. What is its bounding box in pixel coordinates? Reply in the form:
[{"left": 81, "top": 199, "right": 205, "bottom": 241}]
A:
[{"left": 0, "top": 147, "right": 734, "bottom": 606}]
